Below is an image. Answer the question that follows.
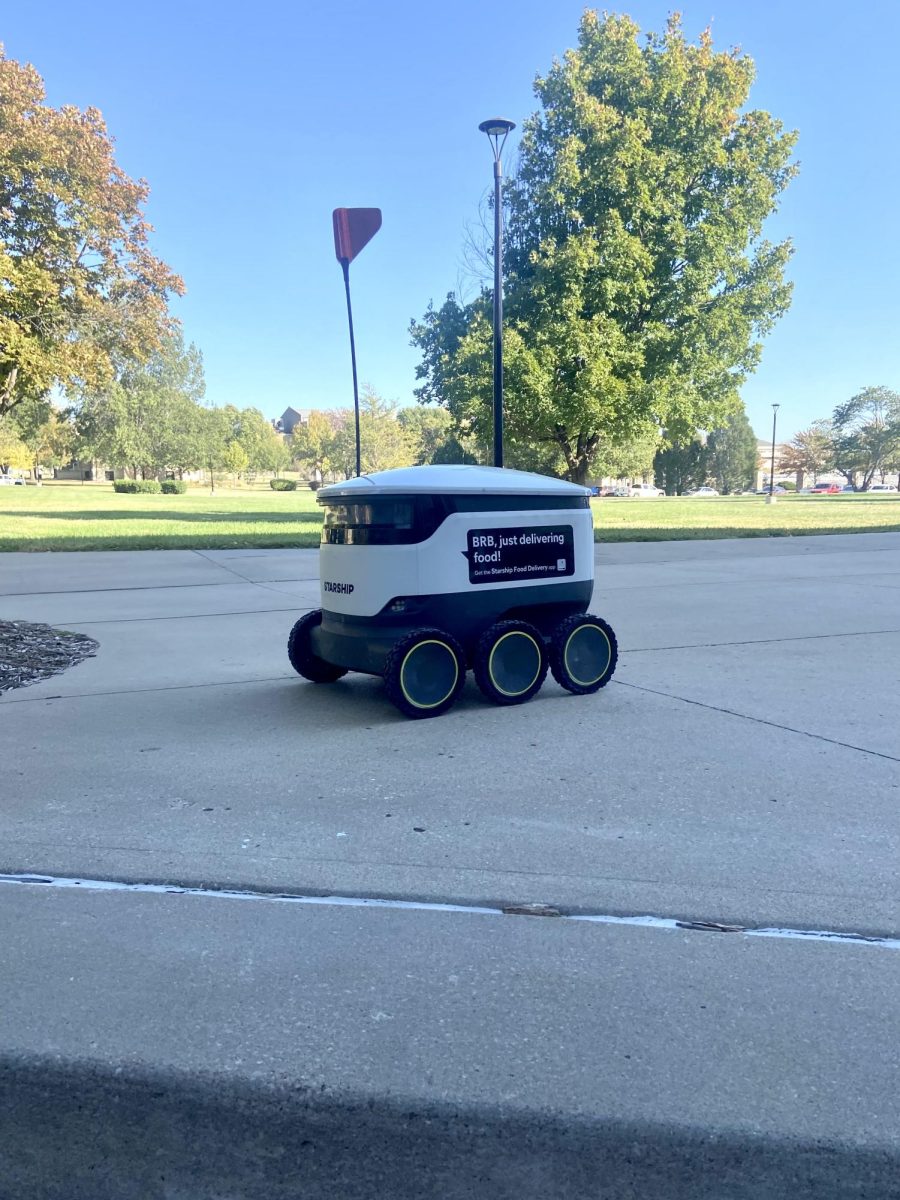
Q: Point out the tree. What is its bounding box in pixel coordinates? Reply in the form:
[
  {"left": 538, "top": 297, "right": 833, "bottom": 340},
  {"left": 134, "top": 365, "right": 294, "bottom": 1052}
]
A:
[
  {"left": 0, "top": 47, "right": 183, "bottom": 417},
  {"left": 9, "top": 395, "right": 73, "bottom": 477},
  {"left": 397, "top": 406, "right": 453, "bottom": 464},
  {"left": 221, "top": 439, "right": 249, "bottom": 482},
  {"left": 779, "top": 420, "right": 833, "bottom": 484},
  {"left": 0, "top": 416, "right": 30, "bottom": 472},
  {"left": 831, "top": 387, "right": 900, "bottom": 491},
  {"left": 833, "top": 387, "right": 900, "bottom": 490},
  {"left": 593, "top": 425, "right": 661, "bottom": 483},
  {"left": 329, "top": 389, "right": 415, "bottom": 477},
  {"left": 653, "top": 438, "right": 709, "bottom": 495},
  {"left": 132, "top": 336, "right": 205, "bottom": 476},
  {"left": 292, "top": 410, "right": 337, "bottom": 480},
  {"left": 268, "top": 438, "right": 292, "bottom": 477},
  {"left": 74, "top": 381, "right": 143, "bottom": 475},
  {"left": 229, "top": 407, "right": 285, "bottom": 473},
  {"left": 431, "top": 436, "right": 479, "bottom": 466},
  {"left": 883, "top": 437, "right": 900, "bottom": 487},
  {"left": 706, "top": 407, "right": 758, "bottom": 494},
  {"left": 196, "top": 406, "right": 231, "bottom": 492},
  {"left": 410, "top": 12, "right": 797, "bottom": 482},
  {"left": 73, "top": 331, "right": 204, "bottom": 477}
]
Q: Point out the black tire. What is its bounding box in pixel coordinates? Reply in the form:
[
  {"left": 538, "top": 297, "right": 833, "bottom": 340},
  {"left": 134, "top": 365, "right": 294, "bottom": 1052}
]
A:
[
  {"left": 550, "top": 614, "right": 617, "bottom": 694},
  {"left": 287, "top": 610, "right": 348, "bottom": 683},
  {"left": 383, "top": 628, "right": 466, "bottom": 720},
  {"left": 473, "top": 619, "right": 548, "bottom": 706}
]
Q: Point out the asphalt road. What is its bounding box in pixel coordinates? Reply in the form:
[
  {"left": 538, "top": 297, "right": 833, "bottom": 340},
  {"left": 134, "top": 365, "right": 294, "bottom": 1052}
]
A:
[{"left": 2, "top": 533, "right": 899, "bottom": 1197}]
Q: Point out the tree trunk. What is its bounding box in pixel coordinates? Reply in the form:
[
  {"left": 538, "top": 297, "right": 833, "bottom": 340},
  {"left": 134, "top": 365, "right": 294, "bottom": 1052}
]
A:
[{"left": 0, "top": 366, "right": 19, "bottom": 417}]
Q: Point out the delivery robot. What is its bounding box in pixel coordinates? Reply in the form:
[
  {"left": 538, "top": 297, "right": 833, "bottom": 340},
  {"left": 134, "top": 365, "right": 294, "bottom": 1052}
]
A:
[{"left": 287, "top": 463, "right": 617, "bottom": 718}]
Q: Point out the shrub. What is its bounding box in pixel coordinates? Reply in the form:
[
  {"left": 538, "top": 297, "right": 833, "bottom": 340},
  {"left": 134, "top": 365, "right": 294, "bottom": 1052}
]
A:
[
  {"left": 778, "top": 480, "right": 797, "bottom": 491},
  {"left": 112, "top": 479, "right": 161, "bottom": 494},
  {"left": 270, "top": 478, "right": 297, "bottom": 491},
  {"left": 161, "top": 480, "right": 187, "bottom": 494}
]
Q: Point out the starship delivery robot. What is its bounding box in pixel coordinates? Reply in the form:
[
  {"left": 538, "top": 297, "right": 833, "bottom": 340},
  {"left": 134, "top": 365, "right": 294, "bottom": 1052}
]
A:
[{"left": 287, "top": 463, "right": 617, "bottom": 718}]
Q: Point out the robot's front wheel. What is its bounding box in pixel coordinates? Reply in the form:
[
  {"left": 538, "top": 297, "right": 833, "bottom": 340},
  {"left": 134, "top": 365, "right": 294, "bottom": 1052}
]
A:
[
  {"left": 288, "top": 610, "right": 348, "bottom": 683},
  {"left": 474, "top": 620, "right": 548, "bottom": 706},
  {"left": 383, "top": 628, "right": 466, "bottom": 719},
  {"left": 550, "top": 614, "right": 618, "bottom": 694}
]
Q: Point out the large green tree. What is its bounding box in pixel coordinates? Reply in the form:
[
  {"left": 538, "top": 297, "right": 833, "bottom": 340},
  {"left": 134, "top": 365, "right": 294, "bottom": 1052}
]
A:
[
  {"left": 411, "top": 12, "right": 797, "bottom": 482},
  {"left": 706, "top": 407, "right": 758, "bottom": 494},
  {"left": 74, "top": 332, "right": 204, "bottom": 477},
  {"left": 831, "top": 387, "right": 900, "bottom": 491},
  {"left": 0, "top": 46, "right": 183, "bottom": 416}
]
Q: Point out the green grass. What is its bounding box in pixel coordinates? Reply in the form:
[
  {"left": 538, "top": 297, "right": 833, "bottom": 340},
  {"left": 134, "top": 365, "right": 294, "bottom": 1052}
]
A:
[
  {"left": 592, "top": 493, "right": 900, "bottom": 542},
  {"left": 0, "top": 482, "right": 324, "bottom": 551},
  {"left": 0, "top": 483, "right": 898, "bottom": 552}
]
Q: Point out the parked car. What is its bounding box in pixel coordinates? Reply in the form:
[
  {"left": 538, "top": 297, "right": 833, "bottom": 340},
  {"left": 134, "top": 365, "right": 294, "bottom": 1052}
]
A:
[
  {"left": 869, "top": 484, "right": 898, "bottom": 492},
  {"left": 0, "top": 474, "right": 25, "bottom": 486},
  {"left": 810, "top": 481, "right": 841, "bottom": 494},
  {"left": 622, "top": 482, "right": 663, "bottom": 498},
  {"left": 842, "top": 485, "right": 856, "bottom": 492},
  {"left": 755, "top": 485, "right": 787, "bottom": 495},
  {"left": 689, "top": 485, "right": 719, "bottom": 497}
]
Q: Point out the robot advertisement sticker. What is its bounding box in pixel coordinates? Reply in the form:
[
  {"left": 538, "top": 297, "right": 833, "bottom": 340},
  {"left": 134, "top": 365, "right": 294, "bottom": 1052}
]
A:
[{"left": 464, "top": 525, "right": 575, "bottom": 584}]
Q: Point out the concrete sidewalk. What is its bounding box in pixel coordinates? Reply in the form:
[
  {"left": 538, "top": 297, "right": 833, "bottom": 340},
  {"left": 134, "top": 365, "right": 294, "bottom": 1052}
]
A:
[{"left": 2, "top": 533, "right": 900, "bottom": 1197}]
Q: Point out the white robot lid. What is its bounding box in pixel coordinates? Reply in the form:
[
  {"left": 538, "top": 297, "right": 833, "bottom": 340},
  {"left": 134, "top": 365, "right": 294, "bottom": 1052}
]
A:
[{"left": 317, "top": 465, "right": 589, "bottom": 499}]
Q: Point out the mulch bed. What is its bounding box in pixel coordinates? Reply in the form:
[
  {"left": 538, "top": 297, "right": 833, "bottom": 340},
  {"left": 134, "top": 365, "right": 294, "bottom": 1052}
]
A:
[{"left": 0, "top": 619, "right": 99, "bottom": 694}]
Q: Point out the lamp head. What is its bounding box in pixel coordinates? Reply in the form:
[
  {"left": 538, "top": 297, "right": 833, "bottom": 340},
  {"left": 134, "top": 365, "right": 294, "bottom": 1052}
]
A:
[
  {"left": 479, "top": 118, "right": 515, "bottom": 137},
  {"left": 479, "top": 118, "right": 515, "bottom": 160}
]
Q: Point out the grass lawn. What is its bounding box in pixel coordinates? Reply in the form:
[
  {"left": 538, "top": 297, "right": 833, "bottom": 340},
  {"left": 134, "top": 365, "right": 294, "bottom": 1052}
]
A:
[
  {"left": 0, "top": 483, "right": 324, "bottom": 552},
  {"left": 1, "top": 482, "right": 899, "bottom": 552},
  {"left": 592, "top": 493, "right": 900, "bottom": 541}
]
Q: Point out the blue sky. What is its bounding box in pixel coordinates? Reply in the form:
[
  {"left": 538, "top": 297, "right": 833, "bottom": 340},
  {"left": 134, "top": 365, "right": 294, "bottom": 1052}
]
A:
[{"left": 4, "top": 0, "right": 899, "bottom": 441}]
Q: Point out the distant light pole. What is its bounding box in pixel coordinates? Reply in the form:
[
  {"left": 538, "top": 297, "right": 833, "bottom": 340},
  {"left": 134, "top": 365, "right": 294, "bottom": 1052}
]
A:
[
  {"left": 478, "top": 117, "right": 515, "bottom": 469},
  {"left": 767, "top": 403, "right": 780, "bottom": 504}
]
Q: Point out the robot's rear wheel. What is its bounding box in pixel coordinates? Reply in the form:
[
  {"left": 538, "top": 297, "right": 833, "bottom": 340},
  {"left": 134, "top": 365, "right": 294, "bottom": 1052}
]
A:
[
  {"left": 474, "top": 619, "right": 548, "bottom": 706},
  {"left": 549, "top": 614, "right": 617, "bottom": 694},
  {"left": 288, "top": 610, "right": 348, "bottom": 683},
  {"left": 383, "top": 628, "right": 466, "bottom": 719}
]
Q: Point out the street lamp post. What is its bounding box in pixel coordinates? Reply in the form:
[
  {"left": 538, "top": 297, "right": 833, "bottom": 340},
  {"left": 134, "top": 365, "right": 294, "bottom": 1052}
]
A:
[
  {"left": 767, "top": 403, "right": 780, "bottom": 504},
  {"left": 478, "top": 118, "right": 515, "bottom": 469}
]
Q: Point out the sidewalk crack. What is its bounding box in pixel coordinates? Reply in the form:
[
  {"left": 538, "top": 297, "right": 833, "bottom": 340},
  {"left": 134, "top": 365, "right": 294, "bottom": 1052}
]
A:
[{"left": 613, "top": 680, "right": 900, "bottom": 763}]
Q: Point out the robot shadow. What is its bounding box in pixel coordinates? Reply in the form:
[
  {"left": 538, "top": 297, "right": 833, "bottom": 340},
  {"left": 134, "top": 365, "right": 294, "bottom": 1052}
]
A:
[{"left": 278, "top": 670, "right": 573, "bottom": 730}]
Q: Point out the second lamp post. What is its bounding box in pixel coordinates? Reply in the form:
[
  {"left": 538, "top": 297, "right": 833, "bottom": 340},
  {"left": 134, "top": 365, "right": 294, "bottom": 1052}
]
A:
[
  {"left": 479, "top": 118, "right": 515, "bottom": 469},
  {"left": 767, "top": 403, "right": 780, "bottom": 503}
]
